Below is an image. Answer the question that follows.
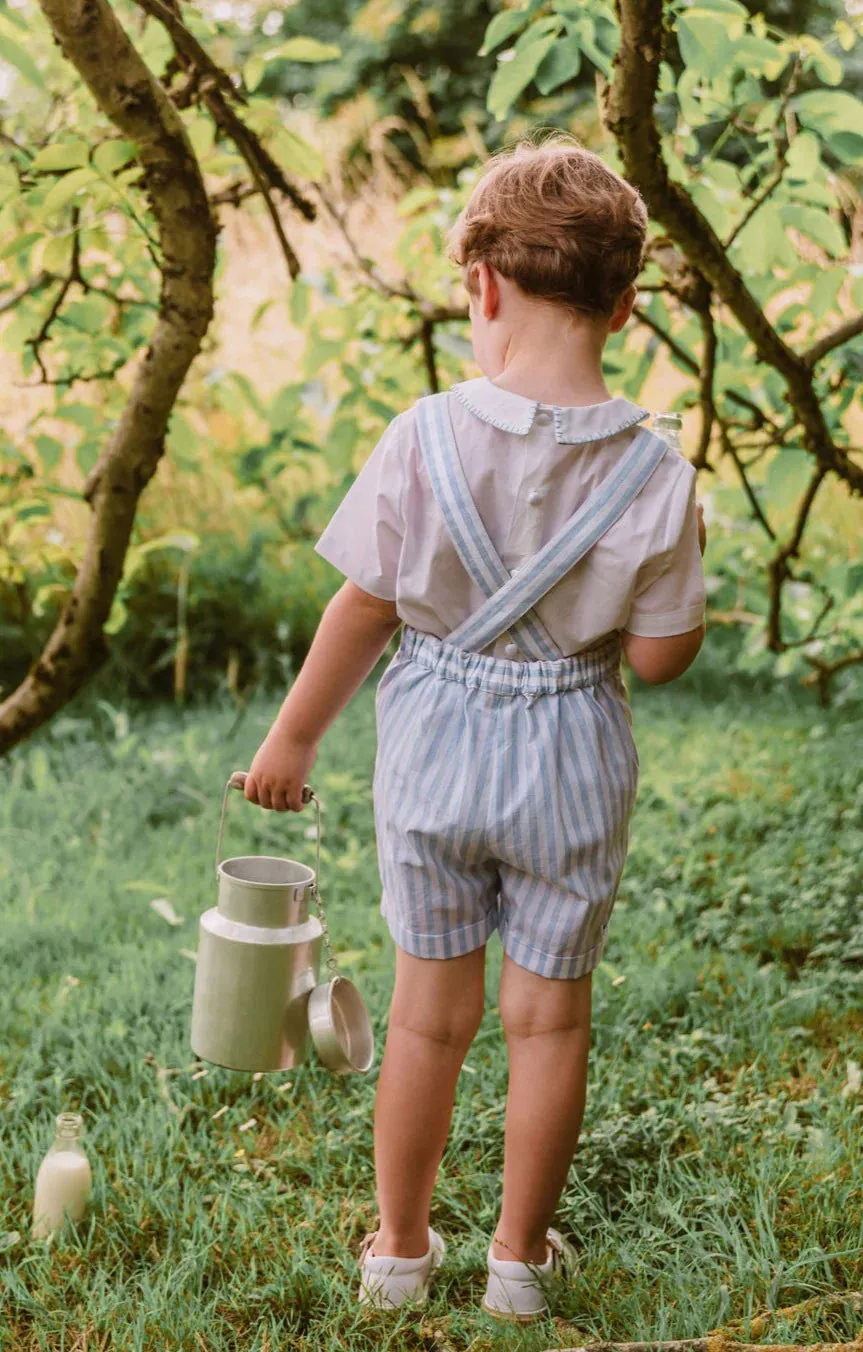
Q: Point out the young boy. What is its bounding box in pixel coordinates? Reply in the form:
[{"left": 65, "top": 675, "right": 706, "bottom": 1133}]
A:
[{"left": 244, "top": 137, "right": 707, "bottom": 1322}]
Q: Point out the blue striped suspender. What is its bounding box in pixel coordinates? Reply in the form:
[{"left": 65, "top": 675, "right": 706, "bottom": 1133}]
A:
[
  {"left": 415, "top": 394, "right": 562, "bottom": 660},
  {"left": 416, "top": 391, "right": 668, "bottom": 658}
]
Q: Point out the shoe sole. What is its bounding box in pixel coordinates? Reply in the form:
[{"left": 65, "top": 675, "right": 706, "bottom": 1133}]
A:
[{"left": 480, "top": 1295, "right": 549, "bottom": 1322}]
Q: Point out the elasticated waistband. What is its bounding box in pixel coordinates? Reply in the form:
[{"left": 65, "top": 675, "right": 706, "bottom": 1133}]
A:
[{"left": 398, "top": 626, "right": 621, "bottom": 695}]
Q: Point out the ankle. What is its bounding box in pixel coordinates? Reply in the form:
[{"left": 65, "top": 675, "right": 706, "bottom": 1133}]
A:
[
  {"left": 491, "top": 1232, "right": 549, "bottom": 1265},
  {"left": 372, "top": 1227, "right": 430, "bottom": 1259}
]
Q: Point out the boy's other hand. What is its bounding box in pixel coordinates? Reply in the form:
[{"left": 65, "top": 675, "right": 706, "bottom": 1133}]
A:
[
  {"left": 696, "top": 502, "right": 706, "bottom": 556},
  {"left": 244, "top": 728, "right": 318, "bottom": 812}
]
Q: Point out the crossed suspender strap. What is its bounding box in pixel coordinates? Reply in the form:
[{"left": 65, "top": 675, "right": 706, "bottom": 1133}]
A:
[
  {"left": 416, "top": 393, "right": 563, "bottom": 661},
  {"left": 416, "top": 391, "right": 669, "bottom": 658}
]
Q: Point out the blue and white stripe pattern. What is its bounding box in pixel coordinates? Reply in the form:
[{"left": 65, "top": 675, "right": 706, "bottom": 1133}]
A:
[
  {"left": 373, "top": 392, "right": 667, "bottom": 980},
  {"left": 374, "top": 630, "right": 639, "bottom": 979},
  {"left": 416, "top": 393, "right": 562, "bottom": 660}
]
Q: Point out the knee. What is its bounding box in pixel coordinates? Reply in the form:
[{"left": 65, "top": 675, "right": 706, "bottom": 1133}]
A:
[
  {"left": 499, "top": 970, "right": 591, "bottom": 1042},
  {"left": 390, "top": 992, "right": 484, "bottom": 1052}
]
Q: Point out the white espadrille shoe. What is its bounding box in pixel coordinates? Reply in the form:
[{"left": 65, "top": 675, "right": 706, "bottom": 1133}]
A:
[
  {"left": 481, "top": 1227, "right": 577, "bottom": 1322},
  {"left": 357, "top": 1227, "right": 446, "bottom": 1309}
]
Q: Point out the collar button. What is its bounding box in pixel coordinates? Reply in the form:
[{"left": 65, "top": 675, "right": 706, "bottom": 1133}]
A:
[{"left": 534, "top": 410, "right": 552, "bottom": 426}]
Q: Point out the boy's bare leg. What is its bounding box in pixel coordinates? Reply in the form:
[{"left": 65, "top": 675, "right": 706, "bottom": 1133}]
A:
[
  {"left": 373, "top": 944, "right": 487, "bottom": 1258},
  {"left": 492, "top": 957, "right": 592, "bottom": 1264}
]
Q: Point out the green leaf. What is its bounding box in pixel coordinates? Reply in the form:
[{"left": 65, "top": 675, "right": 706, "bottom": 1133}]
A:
[
  {"left": 676, "top": 14, "right": 732, "bottom": 73},
  {"left": 397, "top": 186, "right": 439, "bottom": 217},
  {"left": 534, "top": 35, "right": 581, "bottom": 94},
  {"left": 30, "top": 141, "right": 89, "bottom": 173},
  {"left": 34, "top": 436, "right": 62, "bottom": 471},
  {"left": 0, "top": 231, "right": 41, "bottom": 260},
  {"left": 271, "top": 128, "right": 324, "bottom": 181},
  {"left": 40, "top": 234, "right": 73, "bottom": 273},
  {"left": 0, "top": 32, "right": 45, "bottom": 89},
  {"left": 780, "top": 203, "right": 845, "bottom": 257},
  {"left": 75, "top": 441, "right": 99, "bottom": 476},
  {"left": 53, "top": 404, "right": 100, "bottom": 432},
  {"left": 303, "top": 337, "right": 343, "bottom": 377},
  {"left": 289, "top": 281, "right": 310, "bottom": 327},
  {"left": 826, "top": 131, "right": 863, "bottom": 164},
  {"left": 794, "top": 89, "right": 863, "bottom": 137},
  {"left": 730, "top": 34, "right": 787, "bottom": 79},
  {"left": 480, "top": 8, "right": 531, "bottom": 56},
  {"left": 808, "top": 267, "right": 844, "bottom": 322},
  {"left": 808, "top": 45, "right": 843, "bottom": 87},
  {"left": 683, "top": 0, "right": 747, "bottom": 14},
  {"left": 244, "top": 53, "right": 266, "bottom": 92},
  {"left": 786, "top": 131, "right": 820, "bottom": 181},
  {"left": 731, "top": 201, "right": 796, "bottom": 273},
  {"left": 487, "top": 33, "right": 558, "bottom": 120},
  {"left": 267, "top": 37, "right": 340, "bottom": 62},
  {"left": 93, "top": 140, "right": 136, "bottom": 175},
  {"left": 270, "top": 384, "right": 302, "bottom": 432},
  {"left": 40, "top": 166, "right": 99, "bottom": 214},
  {"left": 764, "top": 447, "right": 812, "bottom": 512}
]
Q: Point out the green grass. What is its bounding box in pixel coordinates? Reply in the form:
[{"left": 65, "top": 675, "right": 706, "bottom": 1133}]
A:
[{"left": 0, "top": 675, "right": 861, "bottom": 1350}]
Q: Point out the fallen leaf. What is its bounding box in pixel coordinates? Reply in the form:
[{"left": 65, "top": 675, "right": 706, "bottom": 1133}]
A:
[
  {"left": 150, "top": 898, "right": 183, "bottom": 926},
  {"left": 841, "top": 1060, "right": 861, "bottom": 1099}
]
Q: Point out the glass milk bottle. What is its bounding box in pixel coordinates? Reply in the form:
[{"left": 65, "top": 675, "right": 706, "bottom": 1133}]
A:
[
  {"left": 32, "top": 1112, "right": 93, "bottom": 1238},
  {"left": 653, "top": 411, "right": 683, "bottom": 452}
]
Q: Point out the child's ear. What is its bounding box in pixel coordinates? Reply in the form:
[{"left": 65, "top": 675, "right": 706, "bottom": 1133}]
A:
[
  {"left": 477, "top": 261, "right": 500, "bottom": 321},
  {"left": 608, "top": 283, "right": 637, "bottom": 333}
]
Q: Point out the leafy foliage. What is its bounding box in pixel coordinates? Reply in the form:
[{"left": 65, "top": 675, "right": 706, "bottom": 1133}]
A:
[{"left": 0, "top": 0, "right": 861, "bottom": 713}]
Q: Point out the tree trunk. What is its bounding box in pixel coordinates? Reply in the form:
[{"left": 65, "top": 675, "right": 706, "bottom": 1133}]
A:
[{"left": 0, "top": 0, "right": 217, "bottom": 754}]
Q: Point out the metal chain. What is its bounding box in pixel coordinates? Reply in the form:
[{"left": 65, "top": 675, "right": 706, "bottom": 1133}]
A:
[{"left": 302, "top": 786, "right": 341, "bottom": 984}]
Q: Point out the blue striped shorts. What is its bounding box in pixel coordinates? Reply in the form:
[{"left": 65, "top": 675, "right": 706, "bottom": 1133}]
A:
[{"left": 373, "top": 627, "right": 640, "bottom": 980}]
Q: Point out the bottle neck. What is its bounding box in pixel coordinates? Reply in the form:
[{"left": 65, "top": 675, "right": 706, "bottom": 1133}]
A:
[{"left": 53, "top": 1112, "right": 84, "bottom": 1146}]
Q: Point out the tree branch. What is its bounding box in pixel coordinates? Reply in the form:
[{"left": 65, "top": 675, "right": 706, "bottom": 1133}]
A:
[
  {"left": 419, "top": 318, "right": 439, "bottom": 393},
  {"left": 803, "top": 313, "right": 863, "bottom": 367},
  {"left": 767, "top": 465, "right": 827, "bottom": 650},
  {"left": 0, "top": 270, "right": 52, "bottom": 315},
  {"left": 719, "top": 422, "right": 776, "bottom": 541},
  {"left": 133, "top": 0, "right": 316, "bottom": 225},
  {"left": 803, "top": 648, "right": 863, "bottom": 706},
  {"left": 605, "top": 0, "right": 863, "bottom": 493},
  {"left": 0, "top": 0, "right": 217, "bottom": 755},
  {"left": 723, "top": 53, "right": 802, "bottom": 251}
]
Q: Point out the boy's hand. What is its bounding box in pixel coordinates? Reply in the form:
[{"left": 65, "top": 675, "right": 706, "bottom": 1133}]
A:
[
  {"left": 696, "top": 502, "right": 706, "bottom": 556},
  {"left": 244, "top": 727, "right": 318, "bottom": 812}
]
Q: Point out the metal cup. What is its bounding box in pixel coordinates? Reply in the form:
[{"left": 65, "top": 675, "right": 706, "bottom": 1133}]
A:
[{"left": 308, "top": 975, "right": 375, "bottom": 1075}]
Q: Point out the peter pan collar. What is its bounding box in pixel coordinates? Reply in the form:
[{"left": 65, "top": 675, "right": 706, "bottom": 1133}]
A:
[{"left": 451, "top": 376, "right": 650, "bottom": 445}]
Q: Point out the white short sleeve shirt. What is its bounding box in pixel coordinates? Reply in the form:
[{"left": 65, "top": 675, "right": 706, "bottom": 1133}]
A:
[{"left": 315, "top": 377, "right": 706, "bottom": 661}]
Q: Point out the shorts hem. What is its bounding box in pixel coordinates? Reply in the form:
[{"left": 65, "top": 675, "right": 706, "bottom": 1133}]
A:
[
  {"left": 498, "top": 922, "right": 610, "bottom": 980},
  {"left": 380, "top": 897, "right": 498, "bottom": 960}
]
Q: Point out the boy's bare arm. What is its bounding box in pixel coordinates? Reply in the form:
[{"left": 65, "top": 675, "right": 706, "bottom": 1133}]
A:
[
  {"left": 620, "top": 623, "right": 705, "bottom": 685},
  {"left": 245, "top": 581, "right": 401, "bottom": 811}
]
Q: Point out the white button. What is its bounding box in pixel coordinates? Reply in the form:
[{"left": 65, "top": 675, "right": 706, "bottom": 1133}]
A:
[
  {"left": 527, "top": 489, "right": 543, "bottom": 505},
  {"left": 504, "top": 642, "right": 520, "bottom": 659},
  {"left": 534, "top": 410, "right": 552, "bottom": 425},
  {"left": 509, "top": 565, "right": 521, "bottom": 577}
]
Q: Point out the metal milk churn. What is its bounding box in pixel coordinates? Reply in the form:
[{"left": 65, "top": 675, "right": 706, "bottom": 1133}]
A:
[{"left": 190, "top": 772, "right": 374, "bottom": 1076}]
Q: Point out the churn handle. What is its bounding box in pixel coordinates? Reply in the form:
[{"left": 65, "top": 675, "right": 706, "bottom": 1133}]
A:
[
  {"left": 215, "top": 772, "right": 341, "bottom": 983},
  {"left": 215, "top": 770, "right": 313, "bottom": 875}
]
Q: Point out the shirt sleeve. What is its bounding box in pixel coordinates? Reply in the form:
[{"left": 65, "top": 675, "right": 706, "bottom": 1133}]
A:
[
  {"left": 314, "top": 414, "right": 406, "bottom": 602},
  {"left": 624, "top": 461, "right": 706, "bottom": 638}
]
